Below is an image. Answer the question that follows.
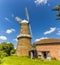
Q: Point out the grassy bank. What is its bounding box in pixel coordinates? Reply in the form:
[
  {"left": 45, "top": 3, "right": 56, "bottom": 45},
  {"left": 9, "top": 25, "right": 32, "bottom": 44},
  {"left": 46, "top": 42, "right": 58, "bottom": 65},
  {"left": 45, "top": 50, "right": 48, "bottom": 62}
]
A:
[{"left": 0, "top": 56, "right": 60, "bottom": 65}]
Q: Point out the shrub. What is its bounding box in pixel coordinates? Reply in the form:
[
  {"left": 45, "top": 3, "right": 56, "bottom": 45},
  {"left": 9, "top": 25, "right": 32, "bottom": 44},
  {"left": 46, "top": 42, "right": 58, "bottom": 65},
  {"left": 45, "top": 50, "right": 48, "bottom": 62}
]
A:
[
  {"left": 0, "top": 51, "right": 8, "bottom": 64},
  {"left": 0, "top": 42, "right": 15, "bottom": 56},
  {"left": 51, "top": 57, "right": 57, "bottom": 60},
  {"left": 10, "top": 49, "right": 16, "bottom": 55},
  {"left": 0, "top": 51, "right": 8, "bottom": 58}
]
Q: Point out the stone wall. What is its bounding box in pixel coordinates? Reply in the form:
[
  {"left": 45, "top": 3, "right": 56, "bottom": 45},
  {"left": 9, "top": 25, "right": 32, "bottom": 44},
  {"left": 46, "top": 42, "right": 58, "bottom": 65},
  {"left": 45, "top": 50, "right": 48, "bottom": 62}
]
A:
[
  {"left": 16, "top": 22, "right": 32, "bottom": 56},
  {"left": 20, "top": 23, "right": 30, "bottom": 34},
  {"left": 16, "top": 37, "right": 32, "bottom": 56}
]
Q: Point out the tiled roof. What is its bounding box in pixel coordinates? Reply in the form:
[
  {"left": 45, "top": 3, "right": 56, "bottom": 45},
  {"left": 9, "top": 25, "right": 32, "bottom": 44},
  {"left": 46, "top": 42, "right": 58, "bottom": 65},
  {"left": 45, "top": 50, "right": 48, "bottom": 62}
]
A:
[{"left": 36, "top": 38, "right": 60, "bottom": 44}]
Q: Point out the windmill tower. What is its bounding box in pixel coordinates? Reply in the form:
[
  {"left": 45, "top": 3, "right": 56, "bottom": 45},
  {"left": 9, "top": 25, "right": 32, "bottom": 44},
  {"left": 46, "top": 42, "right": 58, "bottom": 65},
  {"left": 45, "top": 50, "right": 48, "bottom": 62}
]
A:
[{"left": 15, "top": 8, "right": 32, "bottom": 56}]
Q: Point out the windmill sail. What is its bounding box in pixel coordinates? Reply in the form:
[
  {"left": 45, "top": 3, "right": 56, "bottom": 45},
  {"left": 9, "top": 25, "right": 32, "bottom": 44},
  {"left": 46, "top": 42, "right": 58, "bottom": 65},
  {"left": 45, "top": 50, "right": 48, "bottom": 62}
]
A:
[
  {"left": 25, "top": 7, "right": 32, "bottom": 36},
  {"left": 25, "top": 7, "right": 29, "bottom": 22},
  {"left": 29, "top": 23, "right": 32, "bottom": 36}
]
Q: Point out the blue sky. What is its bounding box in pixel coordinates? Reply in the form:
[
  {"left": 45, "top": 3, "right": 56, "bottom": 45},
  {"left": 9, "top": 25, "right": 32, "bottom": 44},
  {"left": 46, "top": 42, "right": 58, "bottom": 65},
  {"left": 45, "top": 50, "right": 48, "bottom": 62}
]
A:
[{"left": 0, "top": 0, "right": 60, "bottom": 48}]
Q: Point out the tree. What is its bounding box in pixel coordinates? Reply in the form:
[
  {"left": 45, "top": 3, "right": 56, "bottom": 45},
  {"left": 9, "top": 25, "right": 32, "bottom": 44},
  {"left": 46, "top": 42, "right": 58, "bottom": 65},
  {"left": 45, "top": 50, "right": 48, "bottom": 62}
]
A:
[
  {"left": 0, "top": 51, "right": 7, "bottom": 64},
  {"left": 10, "top": 49, "right": 16, "bottom": 55},
  {"left": 0, "top": 42, "right": 15, "bottom": 64},
  {"left": 0, "top": 42, "right": 15, "bottom": 56},
  {"left": 32, "top": 43, "right": 36, "bottom": 48},
  {"left": 7, "top": 43, "right": 14, "bottom": 55},
  {"left": 53, "top": 4, "right": 60, "bottom": 20}
]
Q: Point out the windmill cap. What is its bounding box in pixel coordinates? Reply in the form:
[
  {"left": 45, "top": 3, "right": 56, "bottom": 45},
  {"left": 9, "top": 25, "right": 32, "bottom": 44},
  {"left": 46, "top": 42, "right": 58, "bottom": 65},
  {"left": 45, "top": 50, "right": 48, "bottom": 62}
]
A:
[{"left": 21, "top": 20, "right": 29, "bottom": 23}]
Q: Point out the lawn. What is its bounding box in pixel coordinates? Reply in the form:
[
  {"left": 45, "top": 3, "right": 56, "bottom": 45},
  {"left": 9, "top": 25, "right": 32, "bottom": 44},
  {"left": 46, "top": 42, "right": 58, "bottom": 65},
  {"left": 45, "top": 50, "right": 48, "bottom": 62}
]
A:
[{"left": 0, "top": 56, "right": 60, "bottom": 65}]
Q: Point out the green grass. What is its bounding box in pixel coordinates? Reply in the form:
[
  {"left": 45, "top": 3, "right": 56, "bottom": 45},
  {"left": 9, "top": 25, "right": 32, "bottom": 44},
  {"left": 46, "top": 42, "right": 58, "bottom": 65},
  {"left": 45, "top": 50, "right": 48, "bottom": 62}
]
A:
[{"left": 0, "top": 56, "right": 60, "bottom": 65}]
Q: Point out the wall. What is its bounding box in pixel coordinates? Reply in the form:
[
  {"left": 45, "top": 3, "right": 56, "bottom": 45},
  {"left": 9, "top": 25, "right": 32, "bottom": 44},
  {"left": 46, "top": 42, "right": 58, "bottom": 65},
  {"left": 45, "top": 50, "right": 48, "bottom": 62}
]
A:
[
  {"left": 36, "top": 44, "right": 60, "bottom": 60},
  {"left": 16, "top": 37, "right": 32, "bottom": 56}
]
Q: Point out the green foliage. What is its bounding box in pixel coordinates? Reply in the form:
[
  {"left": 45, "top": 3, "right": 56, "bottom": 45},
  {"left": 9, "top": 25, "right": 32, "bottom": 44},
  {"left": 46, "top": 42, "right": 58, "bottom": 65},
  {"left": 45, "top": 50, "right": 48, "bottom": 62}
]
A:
[
  {"left": 0, "top": 42, "right": 15, "bottom": 56},
  {"left": 10, "top": 49, "right": 16, "bottom": 55},
  {"left": 0, "top": 51, "right": 7, "bottom": 58},
  {"left": 53, "top": 4, "right": 60, "bottom": 11},
  {"left": 32, "top": 42, "right": 36, "bottom": 48},
  {"left": 0, "top": 42, "right": 15, "bottom": 64},
  {"left": 53, "top": 4, "right": 60, "bottom": 20},
  {"left": 51, "top": 57, "right": 57, "bottom": 60},
  {"left": 0, "top": 51, "right": 7, "bottom": 64}
]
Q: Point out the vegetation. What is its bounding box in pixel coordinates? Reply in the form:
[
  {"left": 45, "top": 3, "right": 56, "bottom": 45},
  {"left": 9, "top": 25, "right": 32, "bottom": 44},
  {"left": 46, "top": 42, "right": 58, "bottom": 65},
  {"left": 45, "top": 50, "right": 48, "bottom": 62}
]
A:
[
  {"left": 0, "top": 42, "right": 15, "bottom": 56},
  {"left": 32, "top": 43, "right": 36, "bottom": 48},
  {"left": 0, "top": 56, "right": 60, "bottom": 65},
  {"left": 0, "top": 42, "right": 15, "bottom": 64},
  {"left": 53, "top": 4, "right": 60, "bottom": 20}
]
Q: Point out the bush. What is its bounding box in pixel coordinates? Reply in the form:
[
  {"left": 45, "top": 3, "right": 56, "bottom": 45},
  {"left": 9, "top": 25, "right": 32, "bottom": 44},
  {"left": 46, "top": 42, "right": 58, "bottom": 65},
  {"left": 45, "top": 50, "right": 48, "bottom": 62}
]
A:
[
  {"left": 0, "top": 51, "right": 8, "bottom": 64},
  {"left": 10, "top": 49, "right": 16, "bottom": 55},
  {"left": 32, "top": 43, "right": 36, "bottom": 48},
  {"left": 51, "top": 57, "right": 57, "bottom": 60},
  {"left": 0, "top": 58, "right": 2, "bottom": 64},
  {"left": 0, "top": 42, "right": 15, "bottom": 64},
  {"left": 0, "top": 51, "right": 8, "bottom": 58},
  {"left": 0, "top": 42, "right": 15, "bottom": 56}
]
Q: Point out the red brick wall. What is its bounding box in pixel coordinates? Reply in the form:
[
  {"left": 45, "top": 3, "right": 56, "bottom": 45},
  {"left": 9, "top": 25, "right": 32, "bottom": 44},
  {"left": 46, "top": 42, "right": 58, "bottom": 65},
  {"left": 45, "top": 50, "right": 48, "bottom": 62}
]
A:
[{"left": 36, "top": 44, "right": 60, "bottom": 60}]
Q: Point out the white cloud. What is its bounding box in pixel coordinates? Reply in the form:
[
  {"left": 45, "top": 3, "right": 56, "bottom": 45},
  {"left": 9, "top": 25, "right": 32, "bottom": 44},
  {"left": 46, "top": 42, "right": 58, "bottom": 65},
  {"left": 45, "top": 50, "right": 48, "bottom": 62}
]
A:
[
  {"left": 57, "top": 28, "right": 60, "bottom": 30},
  {"left": 0, "top": 36, "right": 7, "bottom": 40},
  {"left": 34, "top": 0, "right": 48, "bottom": 5},
  {"left": 56, "top": 31, "right": 60, "bottom": 35},
  {"left": 35, "top": 37, "right": 48, "bottom": 41},
  {"left": 13, "top": 38, "right": 18, "bottom": 42},
  {"left": 6, "top": 29, "right": 15, "bottom": 34},
  {"left": 5, "top": 17, "right": 9, "bottom": 21},
  {"left": 44, "top": 27, "right": 56, "bottom": 35}
]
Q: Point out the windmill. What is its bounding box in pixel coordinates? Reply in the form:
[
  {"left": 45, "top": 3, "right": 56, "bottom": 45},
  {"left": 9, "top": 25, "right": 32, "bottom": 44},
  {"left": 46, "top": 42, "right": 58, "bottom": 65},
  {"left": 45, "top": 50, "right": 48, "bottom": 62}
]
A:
[
  {"left": 25, "top": 7, "right": 32, "bottom": 36},
  {"left": 15, "top": 7, "right": 32, "bottom": 56}
]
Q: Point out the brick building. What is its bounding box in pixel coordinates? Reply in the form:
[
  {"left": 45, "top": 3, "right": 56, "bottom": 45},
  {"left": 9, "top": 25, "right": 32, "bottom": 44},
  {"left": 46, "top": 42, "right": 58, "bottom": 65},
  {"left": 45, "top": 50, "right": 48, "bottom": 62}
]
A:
[
  {"left": 36, "top": 38, "right": 60, "bottom": 60},
  {"left": 16, "top": 20, "right": 32, "bottom": 56}
]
